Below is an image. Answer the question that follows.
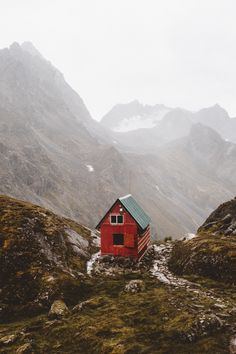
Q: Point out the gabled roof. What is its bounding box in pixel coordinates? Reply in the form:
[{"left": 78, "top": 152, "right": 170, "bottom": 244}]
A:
[
  {"left": 119, "top": 194, "right": 151, "bottom": 230},
  {"left": 96, "top": 194, "right": 151, "bottom": 230}
]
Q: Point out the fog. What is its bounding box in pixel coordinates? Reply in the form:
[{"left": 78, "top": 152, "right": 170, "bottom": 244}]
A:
[{"left": 0, "top": 0, "right": 236, "bottom": 119}]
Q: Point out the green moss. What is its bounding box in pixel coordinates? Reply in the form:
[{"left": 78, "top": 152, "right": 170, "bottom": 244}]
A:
[
  {"left": 0, "top": 195, "right": 235, "bottom": 353},
  {"left": 0, "top": 274, "right": 234, "bottom": 353},
  {"left": 0, "top": 195, "right": 94, "bottom": 321},
  {"left": 169, "top": 234, "right": 236, "bottom": 283}
]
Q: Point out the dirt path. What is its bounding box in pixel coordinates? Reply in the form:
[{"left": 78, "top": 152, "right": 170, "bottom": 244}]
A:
[
  {"left": 150, "top": 243, "right": 194, "bottom": 287},
  {"left": 150, "top": 243, "right": 234, "bottom": 311},
  {"left": 86, "top": 241, "right": 233, "bottom": 310}
]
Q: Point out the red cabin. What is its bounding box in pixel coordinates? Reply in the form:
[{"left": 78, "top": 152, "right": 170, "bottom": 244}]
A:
[{"left": 96, "top": 194, "right": 151, "bottom": 260}]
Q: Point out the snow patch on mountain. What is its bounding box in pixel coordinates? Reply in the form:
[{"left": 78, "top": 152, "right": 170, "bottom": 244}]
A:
[
  {"left": 113, "top": 109, "right": 170, "bottom": 132},
  {"left": 86, "top": 164, "right": 94, "bottom": 172}
]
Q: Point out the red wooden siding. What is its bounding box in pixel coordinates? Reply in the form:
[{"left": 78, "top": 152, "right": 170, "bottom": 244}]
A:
[
  {"left": 138, "top": 225, "right": 151, "bottom": 258},
  {"left": 99, "top": 200, "right": 151, "bottom": 259},
  {"left": 100, "top": 201, "right": 138, "bottom": 258}
]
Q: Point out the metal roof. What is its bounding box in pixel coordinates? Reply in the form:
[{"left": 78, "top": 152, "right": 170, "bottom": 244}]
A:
[{"left": 119, "top": 194, "right": 151, "bottom": 230}]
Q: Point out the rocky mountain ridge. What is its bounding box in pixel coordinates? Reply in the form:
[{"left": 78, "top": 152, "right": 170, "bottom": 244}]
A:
[
  {"left": 101, "top": 100, "right": 170, "bottom": 132},
  {"left": 0, "top": 42, "right": 131, "bottom": 230},
  {"left": 102, "top": 101, "right": 236, "bottom": 153}
]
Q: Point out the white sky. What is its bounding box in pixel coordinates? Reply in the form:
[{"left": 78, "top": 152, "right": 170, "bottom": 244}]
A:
[{"left": 0, "top": 0, "right": 236, "bottom": 119}]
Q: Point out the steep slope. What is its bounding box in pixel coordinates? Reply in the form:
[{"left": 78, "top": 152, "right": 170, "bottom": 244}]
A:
[
  {"left": 0, "top": 194, "right": 95, "bottom": 321},
  {"left": 198, "top": 197, "right": 236, "bottom": 236},
  {"left": 0, "top": 42, "right": 130, "bottom": 228},
  {"left": 1, "top": 42, "right": 235, "bottom": 239},
  {"left": 0, "top": 41, "right": 206, "bottom": 238},
  {"left": 169, "top": 197, "right": 236, "bottom": 282},
  {"left": 194, "top": 104, "right": 236, "bottom": 143},
  {"left": 128, "top": 124, "right": 236, "bottom": 237}
]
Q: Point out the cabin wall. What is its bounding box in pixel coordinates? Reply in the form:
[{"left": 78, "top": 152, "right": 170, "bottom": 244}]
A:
[
  {"left": 100, "top": 201, "right": 138, "bottom": 258},
  {"left": 137, "top": 225, "right": 151, "bottom": 258}
]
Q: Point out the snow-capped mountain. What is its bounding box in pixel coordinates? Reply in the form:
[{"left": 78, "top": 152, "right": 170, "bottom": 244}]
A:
[
  {"left": 102, "top": 102, "right": 236, "bottom": 153},
  {"left": 101, "top": 100, "right": 170, "bottom": 132}
]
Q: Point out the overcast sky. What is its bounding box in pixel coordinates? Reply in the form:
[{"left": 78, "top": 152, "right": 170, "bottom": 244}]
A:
[{"left": 0, "top": 0, "right": 236, "bottom": 119}]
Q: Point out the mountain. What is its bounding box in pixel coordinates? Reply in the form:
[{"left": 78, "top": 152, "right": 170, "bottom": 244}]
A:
[
  {"left": 194, "top": 104, "right": 236, "bottom": 143},
  {"left": 169, "top": 197, "right": 236, "bottom": 282},
  {"left": 101, "top": 100, "right": 170, "bottom": 132},
  {"left": 108, "top": 108, "right": 193, "bottom": 153},
  {"left": 128, "top": 124, "right": 236, "bottom": 237},
  {"left": 0, "top": 42, "right": 235, "bottom": 239},
  {"left": 0, "top": 42, "right": 131, "bottom": 228},
  {"left": 102, "top": 102, "right": 236, "bottom": 153}
]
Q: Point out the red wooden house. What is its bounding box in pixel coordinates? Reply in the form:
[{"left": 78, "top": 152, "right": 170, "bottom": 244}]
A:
[{"left": 96, "top": 194, "right": 151, "bottom": 260}]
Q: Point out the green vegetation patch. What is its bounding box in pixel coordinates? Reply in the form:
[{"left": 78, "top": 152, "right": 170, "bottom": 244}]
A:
[
  {"left": 0, "top": 274, "right": 233, "bottom": 354},
  {"left": 169, "top": 233, "right": 236, "bottom": 283}
]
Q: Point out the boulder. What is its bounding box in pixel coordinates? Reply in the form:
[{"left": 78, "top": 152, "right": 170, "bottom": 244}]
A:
[
  {"left": 16, "top": 343, "right": 33, "bottom": 354},
  {"left": 124, "top": 280, "right": 145, "bottom": 293},
  {"left": 0, "top": 334, "right": 18, "bottom": 345},
  {"left": 48, "top": 300, "right": 69, "bottom": 320}
]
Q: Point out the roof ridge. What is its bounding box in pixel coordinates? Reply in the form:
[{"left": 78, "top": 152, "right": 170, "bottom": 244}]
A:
[
  {"left": 119, "top": 195, "right": 151, "bottom": 230},
  {"left": 119, "top": 194, "right": 132, "bottom": 200}
]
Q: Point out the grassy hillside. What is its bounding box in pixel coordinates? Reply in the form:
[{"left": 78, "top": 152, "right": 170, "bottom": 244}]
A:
[
  {"left": 169, "top": 198, "right": 236, "bottom": 282},
  {"left": 1, "top": 273, "right": 235, "bottom": 353},
  {"left": 0, "top": 195, "right": 94, "bottom": 321},
  {"left": 1, "top": 195, "right": 236, "bottom": 353}
]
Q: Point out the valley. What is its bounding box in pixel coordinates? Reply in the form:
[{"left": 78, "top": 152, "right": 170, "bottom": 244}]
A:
[{"left": 0, "top": 42, "right": 235, "bottom": 238}]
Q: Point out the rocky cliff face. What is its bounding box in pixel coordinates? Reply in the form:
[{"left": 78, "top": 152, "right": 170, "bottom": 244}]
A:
[
  {"left": 0, "top": 195, "right": 95, "bottom": 321},
  {"left": 198, "top": 197, "right": 236, "bottom": 236},
  {"left": 169, "top": 197, "right": 236, "bottom": 282},
  {"left": 0, "top": 42, "right": 131, "bottom": 229},
  {"left": 130, "top": 124, "right": 236, "bottom": 237}
]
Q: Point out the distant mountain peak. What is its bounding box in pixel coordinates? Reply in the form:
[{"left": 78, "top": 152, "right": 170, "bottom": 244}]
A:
[
  {"left": 7, "top": 41, "right": 43, "bottom": 60},
  {"left": 21, "top": 41, "right": 43, "bottom": 58},
  {"left": 101, "top": 101, "right": 170, "bottom": 132},
  {"left": 9, "top": 41, "right": 21, "bottom": 53},
  {"left": 197, "top": 104, "right": 229, "bottom": 118}
]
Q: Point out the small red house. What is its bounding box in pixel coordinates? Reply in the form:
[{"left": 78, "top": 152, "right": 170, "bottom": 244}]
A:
[{"left": 96, "top": 194, "right": 151, "bottom": 260}]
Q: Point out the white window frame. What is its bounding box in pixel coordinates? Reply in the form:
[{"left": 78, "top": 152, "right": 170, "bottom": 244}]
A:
[{"left": 110, "top": 214, "right": 124, "bottom": 224}]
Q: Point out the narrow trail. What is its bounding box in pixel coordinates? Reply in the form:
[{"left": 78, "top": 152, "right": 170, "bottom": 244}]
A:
[
  {"left": 86, "top": 241, "right": 236, "bottom": 348},
  {"left": 150, "top": 243, "right": 194, "bottom": 287},
  {"left": 150, "top": 243, "right": 234, "bottom": 312},
  {"left": 86, "top": 241, "right": 234, "bottom": 311}
]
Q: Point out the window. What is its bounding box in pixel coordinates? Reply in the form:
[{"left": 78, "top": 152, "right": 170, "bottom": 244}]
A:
[
  {"left": 110, "top": 215, "right": 124, "bottom": 224},
  {"left": 113, "top": 234, "right": 124, "bottom": 245},
  {"left": 111, "top": 215, "right": 117, "bottom": 224},
  {"left": 117, "top": 215, "right": 123, "bottom": 224}
]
